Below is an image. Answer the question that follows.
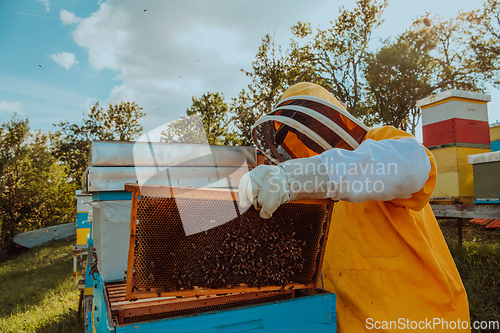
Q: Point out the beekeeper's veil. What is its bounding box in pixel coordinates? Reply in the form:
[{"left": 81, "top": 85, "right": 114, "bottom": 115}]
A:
[{"left": 251, "top": 82, "right": 369, "bottom": 163}]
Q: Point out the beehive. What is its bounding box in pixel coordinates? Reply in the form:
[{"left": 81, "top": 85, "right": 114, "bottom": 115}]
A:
[
  {"left": 430, "top": 146, "right": 491, "bottom": 202},
  {"left": 118, "top": 184, "right": 333, "bottom": 323},
  {"left": 75, "top": 190, "right": 92, "bottom": 247},
  {"left": 417, "top": 89, "right": 491, "bottom": 203},
  {"left": 468, "top": 151, "right": 500, "bottom": 203},
  {"left": 418, "top": 89, "right": 491, "bottom": 149},
  {"left": 491, "top": 122, "right": 500, "bottom": 152}
]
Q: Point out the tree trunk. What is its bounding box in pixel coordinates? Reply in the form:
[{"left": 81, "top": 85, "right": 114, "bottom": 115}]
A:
[{"left": 1, "top": 226, "right": 6, "bottom": 254}]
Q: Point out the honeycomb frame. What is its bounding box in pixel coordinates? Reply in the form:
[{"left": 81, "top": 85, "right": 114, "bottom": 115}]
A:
[{"left": 124, "top": 184, "right": 333, "bottom": 301}]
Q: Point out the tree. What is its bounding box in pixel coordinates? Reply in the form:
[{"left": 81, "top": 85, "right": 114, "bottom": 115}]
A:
[
  {"left": 365, "top": 32, "right": 435, "bottom": 134},
  {"left": 426, "top": 14, "right": 486, "bottom": 92},
  {"left": 232, "top": 34, "right": 298, "bottom": 146},
  {"left": 363, "top": 8, "right": 500, "bottom": 134},
  {"left": 462, "top": 0, "right": 500, "bottom": 87},
  {"left": 0, "top": 116, "right": 75, "bottom": 256},
  {"left": 53, "top": 101, "right": 145, "bottom": 185},
  {"left": 289, "top": 0, "right": 388, "bottom": 121},
  {"left": 0, "top": 116, "right": 30, "bottom": 255},
  {"left": 162, "top": 92, "right": 241, "bottom": 145}
]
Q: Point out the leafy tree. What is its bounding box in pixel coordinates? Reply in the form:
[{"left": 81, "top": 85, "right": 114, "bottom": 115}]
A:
[
  {"left": 427, "top": 14, "right": 486, "bottom": 92},
  {"left": 53, "top": 101, "right": 145, "bottom": 185},
  {"left": 162, "top": 92, "right": 241, "bottom": 145},
  {"left": 462, "top": 0, "right": 500, "bottom": 87},
  {"left": 242, "top": 34, "right": 294, "bottom": 116},
  {"left": 364, "top": 8, "right": 500, "bottom": 134},
  {"left": 289, "top": 0, "right": 388, "bottom": 121},
  {"left": 0, "top": 116, "right": 30, "bottom": 255},
  {"left": 0, "top": 116, "right": 75, "bottom": 256},
  {"left": 232, "top": 34, "right": 297, "bottom": 146},
  {"left": 365, "top": 32, "right": 435, "bottom": 134}
]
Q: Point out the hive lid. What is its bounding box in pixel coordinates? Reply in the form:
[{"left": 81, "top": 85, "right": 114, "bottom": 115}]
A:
[
  {"left": 416, "top": 89, "right": 491, "bottom": 108},
  {"left": 468, "top": 151, "right": 500, "bottom": 164},
  {"left": 82, "top": 166, "right": 249, "bottom": 193},
  {"left": 89, "top": 141, "right": 257, "bottom": 168},
  {"left": 123, "top": 184, "right": 333, "bottom": 300}
]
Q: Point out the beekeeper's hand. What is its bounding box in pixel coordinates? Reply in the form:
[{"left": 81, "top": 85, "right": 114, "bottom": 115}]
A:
[{"left": 238, "top": 157, "right": 329, "bottom": 219}]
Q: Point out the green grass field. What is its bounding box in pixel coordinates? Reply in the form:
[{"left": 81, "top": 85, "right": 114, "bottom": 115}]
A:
[
  {"left": 0, "top": 239, "right": 81, "bottom": 333},
  {"left": 0, "top": 221, "right": 498, "bottom": 332}
]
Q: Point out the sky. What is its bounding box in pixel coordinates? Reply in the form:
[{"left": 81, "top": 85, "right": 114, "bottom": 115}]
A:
[{"left": 0, "top": 0, "right": 498, "bottom": 143}]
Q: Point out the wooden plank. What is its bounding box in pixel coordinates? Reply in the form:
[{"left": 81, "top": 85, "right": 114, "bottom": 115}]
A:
[
  {"left": 125, "top": 187, "right": 139, "bottom": 300},
  {"left": 486, "top": 220, "right": 500, "bottom": 228},
  {"left": 109, "top": 297, "right": 126, "bottom": 303},
  {"left": 107, "top": 287, "right": 126, "bottom": 292},
  {"left": 110, "top": 297, "right": 126, "bottom": 303},
  {"left": 114, "top": 291, "right": 292, "bottom": 319},
  {"left": 130, "top": 283, "right": 314, "bottom": 300},
  {"left": 108, "top": 292, "right": 126, "bottom": 298},
  {"left": 469, "top": 218, "right": 494, "bottom": 226},
  {"left": 431, "top": 204, "right": 500, "bottom": 219},
  {"left": 315, "top": 202, "right": 334, "bottom": 288},
  {"left": 106, "top": 283, "right": 126, "bottom": 290},
  {"left": 123, "top": 183, "right": 332, "bottom": 206}
]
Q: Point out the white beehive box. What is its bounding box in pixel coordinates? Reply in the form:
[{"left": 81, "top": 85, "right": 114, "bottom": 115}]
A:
[{"left": 92, "top": 199, "right": 131, "bottom": 282}]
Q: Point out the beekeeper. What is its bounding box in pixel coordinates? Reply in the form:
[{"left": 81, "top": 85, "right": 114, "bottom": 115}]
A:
[{"left": 239, "top": 82, "right": 470, "bottom": 332}]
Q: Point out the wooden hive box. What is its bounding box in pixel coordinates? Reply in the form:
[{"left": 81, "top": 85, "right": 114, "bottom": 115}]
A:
[
  {"left": 468, "top": 151, "right": 500, "bottom": 203},
  {"left": 111, "top": 183, "right": 334, "bottom": 325}
]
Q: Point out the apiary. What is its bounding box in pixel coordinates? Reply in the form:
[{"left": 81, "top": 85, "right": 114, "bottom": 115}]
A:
[
  {"left": 417, "top": 89, "right": 492, "bottom": 203},
  {"left": 98, "top": 183, "right": 334, "bottom": 326}
]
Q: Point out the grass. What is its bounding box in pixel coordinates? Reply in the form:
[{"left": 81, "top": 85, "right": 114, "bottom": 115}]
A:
[
  {"left": 0, "top": 238, "right": 81, "bottom": 333},
  {"left": 448, "top": 240, "right": 500, "bottom": 330},
  {"left": 439, "top": 219, "right": 500, "bottom": 332}
]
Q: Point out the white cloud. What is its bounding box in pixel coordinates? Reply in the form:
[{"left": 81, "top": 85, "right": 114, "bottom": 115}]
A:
[
  {"left": 70, "top": 0, "right": 327, "bottom": 129},
  {"left": 60, "top": 9, "right": 81, "bottom": 25},
  {"left": 36, "top": 0, "right": 49, "bottom": 12},
  {"left": 49, "top": 52, "right": 79, "bottom": 70},
  {"left": 0, "top": 101, "right": 22, "bottom": 113}
]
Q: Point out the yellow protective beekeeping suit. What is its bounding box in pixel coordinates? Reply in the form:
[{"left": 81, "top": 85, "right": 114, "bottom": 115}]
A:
[
  {"left": 251, "top": 81, "right": 470, "bottom": 332},
  {"left": 322, "top": 126, "right": 470, "bottom": 332}
]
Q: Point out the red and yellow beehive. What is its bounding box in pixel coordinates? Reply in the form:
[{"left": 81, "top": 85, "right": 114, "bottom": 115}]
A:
[{"left": 417, "top": 89, "right": 491, "bottom": 203}]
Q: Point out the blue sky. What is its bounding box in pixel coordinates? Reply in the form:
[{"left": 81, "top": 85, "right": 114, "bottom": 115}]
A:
[{"left": 0, "top": 0, "right": 498, "bottom": 142}]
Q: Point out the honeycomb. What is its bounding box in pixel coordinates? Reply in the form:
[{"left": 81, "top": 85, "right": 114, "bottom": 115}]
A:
[{"left": 126, "top": 186, "right": 331, "bottom": 298}]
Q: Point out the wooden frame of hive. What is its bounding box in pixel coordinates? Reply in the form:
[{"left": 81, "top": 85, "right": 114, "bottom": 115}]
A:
[{"left": 121, "top": 183, "right": 333, "bottom": 318}]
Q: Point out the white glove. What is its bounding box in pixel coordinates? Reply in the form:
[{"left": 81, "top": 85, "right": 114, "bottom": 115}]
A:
[{"left": 238, "top": 157, "right": 329, "bottom": 219}]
